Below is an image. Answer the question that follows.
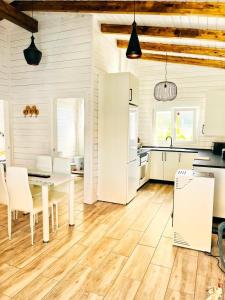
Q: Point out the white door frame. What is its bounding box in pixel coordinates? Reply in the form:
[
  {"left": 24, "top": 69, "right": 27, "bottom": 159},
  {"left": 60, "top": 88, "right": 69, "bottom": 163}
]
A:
[{"left": 0, "top": 99, "right": 11, "bottom": 166}]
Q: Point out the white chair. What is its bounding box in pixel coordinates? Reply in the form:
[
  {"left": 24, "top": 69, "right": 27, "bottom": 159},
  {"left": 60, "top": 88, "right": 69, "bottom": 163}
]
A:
[
  {"left": 52, "top": 157, "right": 71, "bottom": 229},
  {"left": 30, "top": 155, "right": 53, "bottom": 195},
  {"left": 53, "top": 157, "right": 71, "bottom": 175},
  {"left": 6, "top": 167, "right": 56, "bottom": 245},
  {"left": 36, "top": 155, "right": 52, "bottom": 173},
  {"left": 0, "top": 164, "right": 11, "bottom": 237}
]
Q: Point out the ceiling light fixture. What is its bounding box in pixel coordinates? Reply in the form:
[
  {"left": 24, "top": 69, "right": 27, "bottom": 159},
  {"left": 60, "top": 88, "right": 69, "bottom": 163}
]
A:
[
  {"left": 23, "top": 0, "right": 42, "bottom": 65},
  {"left": 126, "top": 0, "right": 142, "bottom": 59},
  {"left": 154, "top": 53, "right": 177, "bottom": 101}
]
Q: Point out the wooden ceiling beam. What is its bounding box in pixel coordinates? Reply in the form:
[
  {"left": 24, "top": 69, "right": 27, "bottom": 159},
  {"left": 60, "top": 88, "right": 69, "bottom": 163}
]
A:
[
  {"left": 10, "top": 1, "right": 225, "bottom": 17},
  {"left": 0, "top": 0, "right": 38, "bottom": 33},
  {"left": 117, "top": 40, "right": 225, "bottom": 59},
  {"left": 102, "top": 24, "right": 225, "bottom": 43},
  {"left": 141, "top": 53, "right": 225, "bottom": 70}
]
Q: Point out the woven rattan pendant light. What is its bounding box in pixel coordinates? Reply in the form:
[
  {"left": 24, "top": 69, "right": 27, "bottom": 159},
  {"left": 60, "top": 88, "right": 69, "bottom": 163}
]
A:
[{"left": 154, "top": 53, "right": 177, "bottom": 101}]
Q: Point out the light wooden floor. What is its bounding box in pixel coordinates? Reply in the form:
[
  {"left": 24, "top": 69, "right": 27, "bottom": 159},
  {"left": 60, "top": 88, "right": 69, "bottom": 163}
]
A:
[{"left": 0, "top": 178, "right": 224, "bottom": 300}]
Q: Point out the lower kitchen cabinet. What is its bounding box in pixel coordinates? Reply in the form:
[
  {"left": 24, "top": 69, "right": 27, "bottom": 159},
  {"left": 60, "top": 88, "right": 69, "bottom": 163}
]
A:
[
  {"left": 179, "top": 152, "right": 197, "bottom": 169},
  {"left": 150, "top": 150, "right": 197, "bottom": 182},
  {"left": 163, "top": 151, "right": 179, "bottom": 181},
  {"left": 150, "top": 151, "right": 164, "bottom": 180}
]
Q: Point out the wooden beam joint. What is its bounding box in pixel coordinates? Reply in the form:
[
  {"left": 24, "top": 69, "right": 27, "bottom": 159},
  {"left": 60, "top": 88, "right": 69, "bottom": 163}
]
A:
[{"left": 0, "top": 0, "right": 38, "bottom": 33}]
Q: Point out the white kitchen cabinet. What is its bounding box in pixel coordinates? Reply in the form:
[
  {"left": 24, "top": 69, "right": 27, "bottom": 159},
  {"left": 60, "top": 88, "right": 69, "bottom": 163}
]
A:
[
  {"left": 204, "top": 90, "right": 225, "bottom": 136},
  {"left": 129, "top": 73, "right": 139, "bottom": 106},
  {"left": 179, "top": 152, "right": 198, "bottom": 169},
  {"left": 164, "top": 151, "right": 179, "bottom": 181},
  {"left": 98, "top": 72, "right": 139, "bottom": 204},
  {"left": 150, "top": 151, "right": 164, "bottom": 180},
  {"left": 150, "top": 150, "right": 196, "bottom": 182}
]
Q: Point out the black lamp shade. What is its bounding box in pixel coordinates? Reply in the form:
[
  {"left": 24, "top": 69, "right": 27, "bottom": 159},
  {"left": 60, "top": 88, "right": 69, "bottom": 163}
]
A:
[
  {"left": 23, "top": 36, "right": 42, "bottom": 65},
  {"left": 126, "top": 21, "right": 142, "bottom": 59}
]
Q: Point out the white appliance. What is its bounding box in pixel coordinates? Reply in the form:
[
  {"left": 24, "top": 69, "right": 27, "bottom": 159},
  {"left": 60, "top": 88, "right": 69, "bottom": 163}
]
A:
[
  {"left": 128, "top": 105, "right": 139, "bottom": 201},
  {"left": 98, "top": 72, "right": 139, "bottom": 204},
  {"left": 173, "top": 169, "right": 215, "bottom": 252}
]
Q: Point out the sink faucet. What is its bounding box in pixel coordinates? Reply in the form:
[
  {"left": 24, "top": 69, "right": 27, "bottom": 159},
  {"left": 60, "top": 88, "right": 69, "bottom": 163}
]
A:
[{"left": 166, "top": 136, "right": 173, "bottom": 148}]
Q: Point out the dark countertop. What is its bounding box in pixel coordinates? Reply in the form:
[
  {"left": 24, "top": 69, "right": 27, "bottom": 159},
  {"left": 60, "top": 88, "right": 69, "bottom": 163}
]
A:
[
  {"left": 193, "top": 150, "right": 225, "bottom": 169},
  {"left": 139, "top": 146, "right": 225, "bottom": 169}
]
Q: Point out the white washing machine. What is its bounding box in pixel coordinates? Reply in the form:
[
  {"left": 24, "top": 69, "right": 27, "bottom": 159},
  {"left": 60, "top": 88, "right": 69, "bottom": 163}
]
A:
[{"left": 173, "top": 169, "right": 215, "bottom": 252}]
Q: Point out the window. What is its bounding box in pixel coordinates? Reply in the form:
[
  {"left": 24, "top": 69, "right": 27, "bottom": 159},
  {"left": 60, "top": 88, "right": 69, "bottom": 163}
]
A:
[
  {"left": 155, "top": 108, "right": 196, "bottom": 143},
  {"left": 175, "top": 110, "right": 194, "bottom": 142},
  {"left": 155, "top": 111, "right": 172, "bottom": 141}
]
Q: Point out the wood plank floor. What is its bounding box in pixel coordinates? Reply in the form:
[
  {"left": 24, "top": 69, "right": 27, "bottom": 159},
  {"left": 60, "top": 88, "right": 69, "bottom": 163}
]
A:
[{"left": 0, "top": 178, "right": 224, "bottom": 300}]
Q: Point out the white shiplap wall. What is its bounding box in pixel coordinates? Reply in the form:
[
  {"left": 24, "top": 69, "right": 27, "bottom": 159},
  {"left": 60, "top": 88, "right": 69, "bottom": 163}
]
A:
[
  {"left": 8, "top": 14, "right": 97, "bottom": 203},
  {"left": 129, "top": 57, "right": 225, "bottom": 149},
  {"left": 0, "top": 23, "right": 9, "bottom": 99},
  {"left": 92, "top": 17, "right": 120, "bottom": 198}
]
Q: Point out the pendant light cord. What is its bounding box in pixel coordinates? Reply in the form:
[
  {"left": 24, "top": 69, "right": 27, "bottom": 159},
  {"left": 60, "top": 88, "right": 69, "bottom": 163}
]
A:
[
  {"left": 31, "top": 0, "right": 34, "bottom": 35},
  {"left": 165, "top": 52, "right": 168, "bottom": 82},
  {"left": 134, "top": 0, "right": 135, "bottom": 22}
]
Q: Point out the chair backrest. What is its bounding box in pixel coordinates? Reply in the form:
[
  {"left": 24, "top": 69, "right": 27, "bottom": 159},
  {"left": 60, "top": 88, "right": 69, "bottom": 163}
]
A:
[
  {"left": 0, "top": 164, "right": 9, "bottom": 205},
  {"left": 53, "top": 157, "right": 71, "bottom": 174},
  {"left": 6, "top": 167, "right": 33, "bottom": 212},
  {"left": 36, "top": 155, "right": 52, "bottom": 173}
]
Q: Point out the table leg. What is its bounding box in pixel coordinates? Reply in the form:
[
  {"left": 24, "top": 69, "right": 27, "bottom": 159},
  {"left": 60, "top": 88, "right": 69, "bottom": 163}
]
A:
[
  {"left": 42, "top": 184, "right": 49, "bottom": 242},
  {"left": 68, "top": 179, "right": 75, "bottom": 226}
]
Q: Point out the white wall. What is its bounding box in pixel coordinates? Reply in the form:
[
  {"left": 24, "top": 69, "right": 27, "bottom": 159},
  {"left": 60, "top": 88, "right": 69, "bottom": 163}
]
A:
[
  {"left": 135, "top": 59, "right": 225, "bottom": 149},
  {"left": 92, "top": 17, "right": 120, "bottom": 198},
  {"left": 3, "top": 13, "right": 120, "bottom": 204},
  {"left": 0, "top": 22, "right": 9, "bottom": 99},
  {"left": 7, "top": 13, "right": 98, "bottom": 203}
]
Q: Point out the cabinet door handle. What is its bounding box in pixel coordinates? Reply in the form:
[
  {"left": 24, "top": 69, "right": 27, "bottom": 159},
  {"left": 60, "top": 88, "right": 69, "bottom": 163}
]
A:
[
  {"left": 202, "top": 124, "right": 205, "bottom": 135},
  {"left": 179, "top": 153, "right": 181, "bottom": 163},
  {"left": 129, "top": 88, "right": 133, "bottom": 102},
  {"left": 165, "top": 152, "right": 166, "bottom": 161},
  {"left": 162, "top": 152, "right": 164, "bottom": 161}
]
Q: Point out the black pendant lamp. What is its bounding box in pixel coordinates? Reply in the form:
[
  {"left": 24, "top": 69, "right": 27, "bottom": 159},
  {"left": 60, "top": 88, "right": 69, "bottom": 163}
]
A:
[
  {"left": 126, "top": 1, "right": 142, "bottom": 59},
  {"left": 154, "top": 53, "right": 177, "bottom": 101},
  {"left": 23, "top": 0, "right": 42, "bottom": 65}
]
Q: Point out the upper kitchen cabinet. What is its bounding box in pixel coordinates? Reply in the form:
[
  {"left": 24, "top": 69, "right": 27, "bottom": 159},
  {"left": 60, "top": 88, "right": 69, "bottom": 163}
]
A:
[
  {"left": 203, "top": 90, "right": 225, "bottom": 136},
  {"left": 129, "top": 73, "right": 139, "bottom": 106}
]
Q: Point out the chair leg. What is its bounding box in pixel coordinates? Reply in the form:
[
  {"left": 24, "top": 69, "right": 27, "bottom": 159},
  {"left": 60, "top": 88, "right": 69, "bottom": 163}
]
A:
[
  {"left": 30, "top": 213, "right": 34, "bottom": 245},
  {"left": 8, "top": 207, "right": 11, "bottom": 240},
  {"left": 55, "top": 203, "right": 59, "bottom": 230},
  {"left": 51, "top": 206, "right": 54, "bottom": 232}
]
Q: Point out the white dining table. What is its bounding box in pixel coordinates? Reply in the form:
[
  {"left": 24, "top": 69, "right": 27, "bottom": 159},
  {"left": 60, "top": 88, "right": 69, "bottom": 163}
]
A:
[{"left": 28, "top": 172, "right": 75, "bottom": 242}]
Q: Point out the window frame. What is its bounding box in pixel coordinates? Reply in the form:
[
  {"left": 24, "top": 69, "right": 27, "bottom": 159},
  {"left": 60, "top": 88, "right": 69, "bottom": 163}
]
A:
[{"left": 154, "top": 107, "right": 198, "bottom": 145}]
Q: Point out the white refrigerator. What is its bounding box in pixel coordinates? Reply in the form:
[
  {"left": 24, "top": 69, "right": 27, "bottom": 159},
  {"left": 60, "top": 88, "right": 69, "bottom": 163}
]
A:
[{"left": 98, "top": 72, "right": 139, "bottom": 205}]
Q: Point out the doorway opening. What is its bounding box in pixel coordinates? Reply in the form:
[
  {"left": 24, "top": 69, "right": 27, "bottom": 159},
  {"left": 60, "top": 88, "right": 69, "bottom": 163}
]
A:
[{"left": 55, "top": 98, "right": 85, "bottom": 199}]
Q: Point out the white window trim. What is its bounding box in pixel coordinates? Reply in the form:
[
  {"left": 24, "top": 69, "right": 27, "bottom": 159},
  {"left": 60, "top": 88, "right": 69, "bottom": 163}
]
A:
[{"left": 153, "top": 106, "right": 199, "bottom": 146}]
